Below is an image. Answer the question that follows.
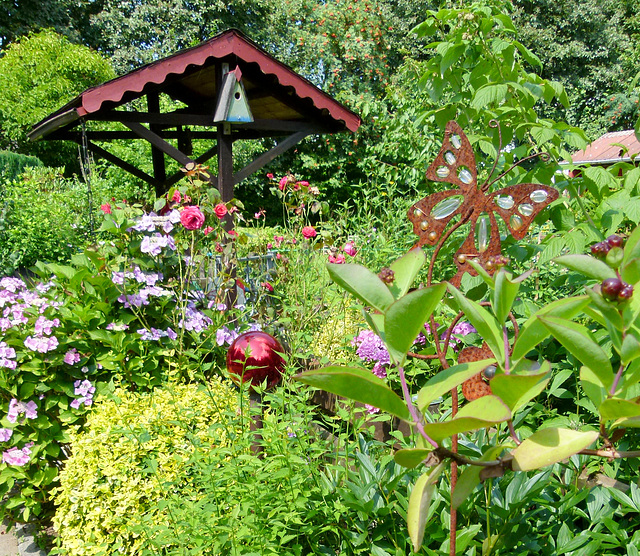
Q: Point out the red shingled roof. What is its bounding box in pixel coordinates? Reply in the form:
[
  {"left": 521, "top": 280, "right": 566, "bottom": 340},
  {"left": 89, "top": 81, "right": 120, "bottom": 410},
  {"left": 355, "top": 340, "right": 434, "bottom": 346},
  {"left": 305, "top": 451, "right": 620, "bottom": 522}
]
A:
[{"left": 571, "top": 130, "right": 640, "bottom": 165}]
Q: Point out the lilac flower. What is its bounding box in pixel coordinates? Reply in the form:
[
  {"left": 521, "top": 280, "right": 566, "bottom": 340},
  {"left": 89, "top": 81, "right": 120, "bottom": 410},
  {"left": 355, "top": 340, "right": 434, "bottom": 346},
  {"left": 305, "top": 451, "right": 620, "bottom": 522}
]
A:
[
  {"left": 34, "top": 316, "right": 60, "bottom": 336},
  {"left": 0, "top": 289, "right": 17, "bottom": 307},
  {"left": 106, "top": 322, "right": 129, "bottom": 331},
  {"left": 70, "top": 379, "right": 96, "bottom": 409},
  {"left": 35, "top": 281, "right": 54, "bottom": 294},
  {"left": 0, "top": 277, "right": 26, "bottom": 292},
  {"left": 64, "top": 348, "right": 81, "bottom": 365},
  {"left": 0, "top": 428, "right": 13, "bottom": 442},
  {"left": 371, "top": 362, "right": 387, "bottom": 379},
  {"left": 7, "top": 399, "right": 38, "bottom": 423},
  {"left": 24, "top": 335, "right": 59, "bottom": 353},
  {"left": 216, "top": 326, "right": 238, "bottom": 346},
  {"left": 137, "top": 327, "right": 176, "bottom": 341},
  {"left": 0, "top": 341, "right": 16, "bottom": 369},
  {"left": 179, "top": 305, "right": 213, "bottom": 333},
  {"left": 140, "top": 234, "right": 176, "bottom": 256},
  {"left": 166, "top": 327, "right": 177, "bottom": 340},
  {"left": 452, "top": 322, "right": 476, "bottom": 336},
  {"left": 2, "top": 443, "right": 33, "bottom": 466},
  {"left": 131, "top": 214, "right": 157, "bottom": 232},
  {"left": 352, "top": 330, "right": 390, "bottom": 366}
]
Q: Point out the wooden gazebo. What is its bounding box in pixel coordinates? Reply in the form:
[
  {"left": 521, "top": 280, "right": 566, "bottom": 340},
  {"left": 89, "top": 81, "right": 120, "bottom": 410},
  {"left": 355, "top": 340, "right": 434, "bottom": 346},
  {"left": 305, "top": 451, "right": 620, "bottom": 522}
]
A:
[{"left": 28, "top": 29, "right": 361, "bottom": 202}]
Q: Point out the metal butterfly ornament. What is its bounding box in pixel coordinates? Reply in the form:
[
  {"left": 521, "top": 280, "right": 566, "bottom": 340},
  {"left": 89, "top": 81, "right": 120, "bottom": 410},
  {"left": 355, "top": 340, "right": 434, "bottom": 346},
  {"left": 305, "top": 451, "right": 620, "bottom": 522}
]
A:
[{"left": 408, "top": 120, "right": 558, "bottom": 286}]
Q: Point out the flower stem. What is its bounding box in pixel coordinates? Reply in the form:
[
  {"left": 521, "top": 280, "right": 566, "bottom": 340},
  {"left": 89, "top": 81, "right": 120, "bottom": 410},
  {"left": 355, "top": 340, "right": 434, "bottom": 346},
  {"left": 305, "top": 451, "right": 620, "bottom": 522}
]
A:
[{"left": 398, "top": 365, "right": 438, "bottom": 448}]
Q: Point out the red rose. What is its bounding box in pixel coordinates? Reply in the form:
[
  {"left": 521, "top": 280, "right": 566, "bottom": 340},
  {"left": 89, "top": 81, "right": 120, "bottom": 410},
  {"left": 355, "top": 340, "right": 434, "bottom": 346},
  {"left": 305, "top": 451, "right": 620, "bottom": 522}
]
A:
[
  {"left": 180, "top": 206, "right": 205, "bottom": 230},
  {"left": 203, "top": 226, "right": 214, "bottom": 235},
  {"left": 302, "top": 226, "right": 317, "bottom": 239},
  {"left": 214, "top": 203, "right": 228, "bottom": 219},
  {"left": 100, "top": 203, "right": 112, "bottom": 214}
]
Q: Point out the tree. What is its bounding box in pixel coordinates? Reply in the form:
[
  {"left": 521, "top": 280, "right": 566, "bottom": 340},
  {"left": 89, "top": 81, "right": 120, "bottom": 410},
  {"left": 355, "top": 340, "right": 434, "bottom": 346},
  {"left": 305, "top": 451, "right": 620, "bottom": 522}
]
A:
[{"left": 0, "top": 29, "right": 115, "bottom": 171}]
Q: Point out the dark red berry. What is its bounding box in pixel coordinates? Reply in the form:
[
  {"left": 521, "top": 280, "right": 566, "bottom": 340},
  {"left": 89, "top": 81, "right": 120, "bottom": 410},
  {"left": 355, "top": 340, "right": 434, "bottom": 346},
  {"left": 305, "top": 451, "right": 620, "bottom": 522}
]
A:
[
  {"left": 590, "top": 242, "right": 610, "bottom": 259},
  {"left": 618, "top": 284, "right": 634, "bottom": 301},
  {"left": 601, "top": 278, "right": 624, "bottom": 301},
  {"left": 606, "top": 235, "right": 624, "bottom": 249}
]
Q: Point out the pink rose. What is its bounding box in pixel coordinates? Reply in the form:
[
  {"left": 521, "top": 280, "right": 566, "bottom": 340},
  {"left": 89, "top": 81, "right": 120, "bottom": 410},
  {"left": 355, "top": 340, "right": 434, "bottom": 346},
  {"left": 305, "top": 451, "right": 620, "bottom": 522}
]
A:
[
  {"left": 302, "top": 226, "right": 317, "bottom": 239},
  {"left": 180, "top": 206, "right": 205, "bottom": 230},
  {"left": 266, "top": 173, "right": 274, "bottom": 179},
  {"left": 328, "top": 253, "right": 345, "bottom": 264},
  {"left": 261, "top": 281, "right": 274, "bottom": 292},
  {"left": 100, "top": 203, "right": 112, "bottom": 214},
  {"left": 203, "top": 226, "right": 214, "bottom": 235},
  {"left": 214, "top": 203, "right": 228, "bottom": 219},
  {"left": 343, "top": 242, "right": 357, "bottom": 257},
  {"left": 279, "top": 176, "right": 289, "bottom": 191},
  {"left": 170, "top": 190, "right": 181, "bottom": 203}
]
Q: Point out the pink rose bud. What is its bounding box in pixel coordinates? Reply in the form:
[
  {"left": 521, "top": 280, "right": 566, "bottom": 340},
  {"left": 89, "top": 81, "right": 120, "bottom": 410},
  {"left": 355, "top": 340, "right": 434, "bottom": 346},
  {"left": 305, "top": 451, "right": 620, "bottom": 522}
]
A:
[
  {"left": 343, "top": 242, "right": 357, "bottom": 257},
  {"left": 214, "top": 203, "right": 228, "bottom": 219}
]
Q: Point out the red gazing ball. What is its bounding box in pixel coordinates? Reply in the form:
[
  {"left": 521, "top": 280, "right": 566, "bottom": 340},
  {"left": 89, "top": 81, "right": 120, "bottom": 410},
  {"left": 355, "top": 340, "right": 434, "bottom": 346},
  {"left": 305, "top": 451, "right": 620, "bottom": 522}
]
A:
[{"left": 226, "top": 331, "right": 285, "bottom": 390}]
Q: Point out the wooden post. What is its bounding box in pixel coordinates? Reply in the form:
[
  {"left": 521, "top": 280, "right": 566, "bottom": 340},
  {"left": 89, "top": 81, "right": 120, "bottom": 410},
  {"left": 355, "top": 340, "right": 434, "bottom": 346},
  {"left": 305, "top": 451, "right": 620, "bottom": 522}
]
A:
[{"left": 147, "top": 91, "right": 166, "bottom": 196}]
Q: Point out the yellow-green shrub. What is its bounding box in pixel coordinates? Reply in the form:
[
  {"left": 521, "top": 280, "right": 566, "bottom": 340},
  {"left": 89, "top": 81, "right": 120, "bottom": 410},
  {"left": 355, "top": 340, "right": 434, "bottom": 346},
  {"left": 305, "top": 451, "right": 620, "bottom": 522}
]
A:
[{"left": 52, "top": 378, "right": 237, "bottom": 555}]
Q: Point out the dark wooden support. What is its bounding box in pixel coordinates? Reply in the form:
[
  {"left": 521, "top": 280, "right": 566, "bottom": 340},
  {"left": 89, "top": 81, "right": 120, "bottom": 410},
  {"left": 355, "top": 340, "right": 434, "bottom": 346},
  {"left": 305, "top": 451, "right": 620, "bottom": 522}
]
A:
[
  {"left": 85, "top": 141, "right": 160, "bottom": 188},
  {"left": 217, "top": 126, "right": 234, "bottom": 203},
  {"left": 147, "top": 92, "right": 166, "bottom": 195},
  {"left": 177, "top": 126, "right": 193, "bottom": 156},
  {"left": 123, "top": 121, "right": 196, "bottom": 168},
  {"left": 234, "top": 130, "right": 312, "bottom": 185}
]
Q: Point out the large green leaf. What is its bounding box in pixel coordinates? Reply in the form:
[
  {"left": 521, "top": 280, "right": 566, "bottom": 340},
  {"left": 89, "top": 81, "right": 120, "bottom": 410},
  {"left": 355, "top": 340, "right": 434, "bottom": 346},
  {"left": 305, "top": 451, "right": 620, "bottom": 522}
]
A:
[
  {"left": 511, "top": 296, "right": 590, "bottom": 361},
  {"left": 408, "top": 462, "right": 446, "bottom": 553},
  {"left": 490, "top": 363, "right": 551, "bottom": 411},
  {"left": 422, "top": 396, "right": 511, "bottom": 443},
  {"left": 511, "top": 428, "right": 599, "bottom": 471},
  {"left": 452, "top": 445, "right": 506, "bottom": 509},
  {"left": 416, "top": 359, "right": 496, "bottom": 412},
  {"left": 553, "top": 254, "right": 617, "bottom": 281},
  {"left": 394, "top": 448, "right": 433, "bottom": 469},
  {"left": 388, "top": 248, "right": 427, "bottom": 300},
  {"left": 538, "top": 316, "right": 613, "bottom": 388},
  {"left": 471, "top": 83, "right": 508, "bottom": 109},
  {"left": 621, "top": 225, "right": 640, "bottom": 284},
  {"left": 327, "top": 263, "right": 395, "bottom": 312},
  {"left": 492, "top": 270, "right": 520, "bottom": 325},
  {"left": 447, "top": 284, "right": 504, "bottom": 362},
  {"left": 363, "top": 309, "right": 385, "bottom": 338},
  {"left": 384, "top": 284, "right": 446, "bottom": 365},
  {"left": 580, "top": 366, "right": 609, "bottom": 407},
  {"left": 599, "top": 398, "right": 640, "bottom": 421},
  {"left": 294, "top": 366, "right": 410, "bottom": 422}
]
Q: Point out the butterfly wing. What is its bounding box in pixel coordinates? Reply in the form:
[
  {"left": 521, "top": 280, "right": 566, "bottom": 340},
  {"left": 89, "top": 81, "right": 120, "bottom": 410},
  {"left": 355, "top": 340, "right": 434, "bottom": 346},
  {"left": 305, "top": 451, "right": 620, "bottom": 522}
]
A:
[
  {"left": 489, "top": 184, "right": 558, "bottom": 240},
  {"left": 408, "top": 121, "right": 478, "bottom": 247}
]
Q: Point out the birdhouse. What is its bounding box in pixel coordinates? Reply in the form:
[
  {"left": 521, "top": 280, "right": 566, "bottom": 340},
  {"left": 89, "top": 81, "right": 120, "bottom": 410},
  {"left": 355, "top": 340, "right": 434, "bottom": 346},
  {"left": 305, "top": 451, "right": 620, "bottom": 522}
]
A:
[{"left": 213, "top": 66, "right": 254, "bottom": 124}]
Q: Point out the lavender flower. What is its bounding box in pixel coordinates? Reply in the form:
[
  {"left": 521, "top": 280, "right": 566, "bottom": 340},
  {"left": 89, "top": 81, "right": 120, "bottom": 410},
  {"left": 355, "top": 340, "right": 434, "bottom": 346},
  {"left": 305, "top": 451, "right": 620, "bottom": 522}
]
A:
[
  {"left": 7, "top": 399, "right": 38, "bottom": 423},
  {"left": 2, "top": 443, "right": 33, "bottom": 466},
  {"left": 0, "top": 341, "right": 16, "bottom": 369},
  {"left": 64, "top": 348, "right": 81, "bottom": 365},
  {"left": 0, "top": 428, "right": 13, "bottom": 442},
  {"left": 179, "top": 305, "right": 213, "bottom": 333},
  {"left": 352, "top": 330, "right": 390, "bottom": 366},
  {"left": 24, "top": 335, "right": 59, "bottom": 353},
  {"left": 216, "top": 326, "right": 239, "bottom": 346}
]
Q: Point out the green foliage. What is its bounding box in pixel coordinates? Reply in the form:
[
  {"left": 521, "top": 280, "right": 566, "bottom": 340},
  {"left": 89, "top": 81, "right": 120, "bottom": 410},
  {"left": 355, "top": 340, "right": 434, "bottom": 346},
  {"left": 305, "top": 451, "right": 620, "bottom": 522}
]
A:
[
  {"left": 0, "top": 151, "right": 42, "bottom": 181},
  {"left": 52, "top": 380, "right": 237, "bottom": 555},
  {"left": 0, "top": 29, "right": 114, "bottom": 169}
]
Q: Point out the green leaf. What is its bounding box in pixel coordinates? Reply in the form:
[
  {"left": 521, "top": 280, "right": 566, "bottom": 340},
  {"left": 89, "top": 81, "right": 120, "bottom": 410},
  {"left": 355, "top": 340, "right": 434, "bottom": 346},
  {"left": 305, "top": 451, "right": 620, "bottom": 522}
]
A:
[
  {"left": 388, "top": 248, "right": 426, "bottom": 300},
  {"left": 621, "top": 225, "right": 640, "bottom": 284},
  {"left": 599, "top": 398, "right": 640, "bottom": 421},
  {"left": 294, "top": 366, "right": 410, "bottom": 422},
  {"left": 492, "top": 270, "right": 520, "bottom": 324},
  {"left": 511, "top": 428, "right": 599, "bottom": 471},
  {"left": 512, "top": 296, "right": 590, "bottom": 361},
  {"left": 394, "top": 448, "right": 433, "bottom": 469},
  {"left": 447, "top": 284, "right": 504, "bottom": 362},
  {"left": 408, "top": 462, "right": 446, "bottom": 553},
  {"left": 384, "top": 284, "right": 446, "bottom": 365},
  {"left": 422, "top": 396, "right": 511, "bottom": 443},
  {"left": 452, "top": 445, "right": 505, "bottom": 509},
  {"left": 513, "top": 40, "right": 541, "bottom": 67},
  {"left": 553, "top": 254, "right": 617, "bottom": 281},
  {"left": 580, "top": 366, "right": 609, "bottom": 407},
  {"left": 327, "top": 263, "right": 394, "bottom": 312},
  {"left": 416, "top": 359, "right": 496, "bottom": 412},
  {"left": 362, "top": 309, "right": 385, "bottom": 338},
  {"left": 466, "top": 259, "right": 495, "bottom": 288},
  {"left": 538, "top": 316, "right": 613, "bottom": 388},
  {"left": 490, "top": 363, "right": 551, "bottom": 411},
  {"left": 471, "top": 84, "right": 508, "bottom": 109},
  {"left": 622, "top": 333, "right": 640, "bottom": 365}
]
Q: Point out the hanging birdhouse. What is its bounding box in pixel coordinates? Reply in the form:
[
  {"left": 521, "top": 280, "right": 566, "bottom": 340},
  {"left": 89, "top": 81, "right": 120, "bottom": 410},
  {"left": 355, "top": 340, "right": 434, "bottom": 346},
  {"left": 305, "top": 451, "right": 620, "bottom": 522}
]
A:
[{"left": 213, "top": 66, "right": 254, "bottom": 124}]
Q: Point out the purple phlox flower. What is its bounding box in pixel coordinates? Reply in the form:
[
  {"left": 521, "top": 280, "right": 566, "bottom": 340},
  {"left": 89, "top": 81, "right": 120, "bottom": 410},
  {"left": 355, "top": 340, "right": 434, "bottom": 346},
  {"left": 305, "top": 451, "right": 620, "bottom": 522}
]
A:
[
  {"left": 34, "top": 316, "right": 60, "bottom": 336},
  {"left": 352, "top": 330, "right": 390, "bottom": 366},
  {"left": 64, "top": 348, "right": 81, "bottom": 365},
  {"left": 106, "top": 322, "right": 129, "bottom": 331},
  {"left": 207, "top": 300, "right": 227, "bottom": 311},
  {"left": 0, "top": 341, "right": 17, "bottom": 369},
  {"left": 2, "top": 443, "right": 33, "bottom": 466},
  {"left": 216, "top": 326, "right": 239, "bottom": 346},
  {"left": 140, "top": 233, "right": 176, "bottom": 256},
  {"left": 35, "top": 281, "right": 54, "bottom": 294},
  {"left": 137, "top": 327, "right": 176, "bottom": 341},
  {"left": 7, "top": 399, "right": 38, "bottom": 423},
  {"left": 81, "top": 366, "right": 89, "bottom": 373},
  {"left": 247, "top": 322, "right": 263, "bottom": 332},
  {"left": 4, "top": 304, "right": 28, "bottom": 328},
  {"left": 24, "top": 335, "right": 59, "bottom": 353},
  {"left": 140, "top": 285, "right": 172, "bottom": 300},
  {"left": 20, "top": 291, "right": 47, "bottom": 308},
  {"left": 365, "top": 404, "right": 380, "bottom": 415},
  {"left": 0, "top": 289, "right": 17, "bottom": 307},
  {"left": 70, "top": 380, "right": 96, "bottom": 409},
  {"left": 131, "top": 214, "right": 157, "bottom": 232},
  {"left": 111, "top": 270, "right": 132, "bottom": 285},
  {"left": 0, "top": 318, "right": 12, "bottom": 332},
  {"left": 371, "top": 362, "right": 387, "bottom": 379},
  {"left": 179, "top": 305, "right": 213, "bottom": 333},
  {"left": 0, "top": 277, "right": 26, "bottom": 293},
  {"left": 442, "top": 321, "right": 477, "bottom": 346},
  {"left": 0, "top": 428, "right": 13, "bottom": 442},
  {"left": 117, "top": 293, "right": 147, "bottom": 308},
  {"left": 133, "top": 267, "right": 163, "bottom": 286}
]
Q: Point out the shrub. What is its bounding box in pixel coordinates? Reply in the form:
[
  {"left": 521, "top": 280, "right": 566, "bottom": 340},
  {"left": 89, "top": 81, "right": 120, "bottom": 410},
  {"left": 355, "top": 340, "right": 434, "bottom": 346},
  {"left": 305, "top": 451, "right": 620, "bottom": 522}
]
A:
[
  {"left": 52, "top": 379, "right": 238, "bottom": 555},
  {"left": 0, "top": 151, "right": 42, "bottom": 181}
]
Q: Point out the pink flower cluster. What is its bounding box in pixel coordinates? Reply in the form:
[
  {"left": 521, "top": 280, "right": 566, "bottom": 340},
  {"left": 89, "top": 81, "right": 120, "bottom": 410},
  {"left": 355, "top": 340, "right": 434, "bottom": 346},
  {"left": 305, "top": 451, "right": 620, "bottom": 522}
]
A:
[
  {"left": 327, "top": 241, "right": 357, "bottom": 264},
  {"left": 70, "top": 379, "right": 95, "bottom": 409},
  {"left": 0, "top": 341, "right": 16, "bottom": 369},
  {"left": 7, "top": 398, "right": 38, "bottom": 423},
  {"left": 24, "top": 316, "right": 60, "bottom": 353},
  {"left": 64, "top": 348, "right": 81, "bottom": 365},
  {"left": 2, "top": 443, "right": 33, "bottom": 466}
]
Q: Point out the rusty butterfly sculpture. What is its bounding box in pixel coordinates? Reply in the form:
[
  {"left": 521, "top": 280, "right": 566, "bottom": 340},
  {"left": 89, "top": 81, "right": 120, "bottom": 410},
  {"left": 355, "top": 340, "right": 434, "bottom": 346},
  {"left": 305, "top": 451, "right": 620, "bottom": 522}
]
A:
[{"left": 408, "top": 120, "right": 558, "bottom": 286}]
